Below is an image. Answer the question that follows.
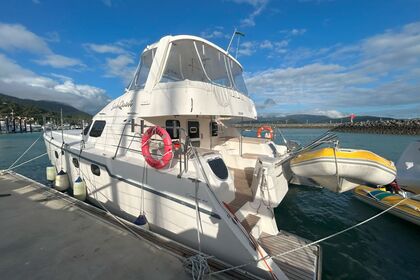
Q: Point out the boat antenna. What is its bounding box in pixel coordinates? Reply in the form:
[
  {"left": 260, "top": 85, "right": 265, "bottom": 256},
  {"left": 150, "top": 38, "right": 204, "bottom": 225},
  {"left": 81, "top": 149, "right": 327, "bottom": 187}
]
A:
[{"left": 226, "top": 28, "right": 245, "bottom": 55}]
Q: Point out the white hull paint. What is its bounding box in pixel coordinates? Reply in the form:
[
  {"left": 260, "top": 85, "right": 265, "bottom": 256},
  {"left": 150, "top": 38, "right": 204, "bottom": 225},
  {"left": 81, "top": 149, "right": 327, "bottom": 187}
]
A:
[
  {"left": 44, "top": 132, "right": 288, "bottom": 279},
  {"left": 291, "top": 158, "right": 396, "bottom": 192}
]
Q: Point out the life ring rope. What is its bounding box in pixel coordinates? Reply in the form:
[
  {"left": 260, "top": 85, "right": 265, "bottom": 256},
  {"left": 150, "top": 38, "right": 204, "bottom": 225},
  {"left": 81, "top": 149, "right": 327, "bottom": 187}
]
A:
[{"left": 141, "top": 126, "right": 173, "bottom": 169}]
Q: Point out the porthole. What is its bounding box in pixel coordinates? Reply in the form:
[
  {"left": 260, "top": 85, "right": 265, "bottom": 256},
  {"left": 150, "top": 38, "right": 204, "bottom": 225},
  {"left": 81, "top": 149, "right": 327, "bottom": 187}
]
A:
[
  {"left": 54, "top": 151, "right": 59, "bottom": 159},
  {"left": 91, "top": 164, "right": 100, "bottom": 176},
  {"left": 72, "top": 158, "right": 80, "bottom": 168}
]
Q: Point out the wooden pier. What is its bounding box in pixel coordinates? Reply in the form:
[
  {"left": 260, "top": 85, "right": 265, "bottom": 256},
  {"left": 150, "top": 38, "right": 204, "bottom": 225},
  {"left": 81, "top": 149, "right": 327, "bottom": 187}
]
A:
[
  {"left": 0, "top": 171, "right": 190, "bottom": 279},
  {"left": 0, "top": 171, "right": 267, "bottom": 280}
]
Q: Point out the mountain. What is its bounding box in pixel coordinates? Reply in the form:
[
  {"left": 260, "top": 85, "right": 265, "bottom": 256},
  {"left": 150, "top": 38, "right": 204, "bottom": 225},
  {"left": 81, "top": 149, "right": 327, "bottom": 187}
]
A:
[{"left": 0, "top": 93, "right": 91, "bottom": 123}]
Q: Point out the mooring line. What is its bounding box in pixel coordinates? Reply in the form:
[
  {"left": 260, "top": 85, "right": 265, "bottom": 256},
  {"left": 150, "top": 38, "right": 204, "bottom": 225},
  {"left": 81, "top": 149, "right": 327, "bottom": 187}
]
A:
[
  {"left": 7, "top": 133, "right": 43, "bottom": 170},
  {"left": 1, "top": 153, "right": 47, "bottom": 173},
  {"left": 210, "top": 193, "right": 420, "bottom": 276}
]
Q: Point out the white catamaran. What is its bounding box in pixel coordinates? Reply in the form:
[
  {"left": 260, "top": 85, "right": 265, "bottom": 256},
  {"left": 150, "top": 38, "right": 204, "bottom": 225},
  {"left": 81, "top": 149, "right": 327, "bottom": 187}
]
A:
[{"left": 44, "top": 35, "right": 335, "bottom": 279}]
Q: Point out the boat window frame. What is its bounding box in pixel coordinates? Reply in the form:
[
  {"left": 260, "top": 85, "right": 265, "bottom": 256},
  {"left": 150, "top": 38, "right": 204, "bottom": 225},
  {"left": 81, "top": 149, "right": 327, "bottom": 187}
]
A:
[
  {"left": 165, "top": 119, "right": 181, "bottom": 139},
  {"left": 83, "top": 123, "right": 91, "bottom": 136},
  {"left": 89, "top": 120, "right": 106, "bottom": 138},
  {"left": 158, "top": 39, "right": 248, "bottom": 95},
  {"left": 129, "top": 48, "right": 156, "bottom": 91}
]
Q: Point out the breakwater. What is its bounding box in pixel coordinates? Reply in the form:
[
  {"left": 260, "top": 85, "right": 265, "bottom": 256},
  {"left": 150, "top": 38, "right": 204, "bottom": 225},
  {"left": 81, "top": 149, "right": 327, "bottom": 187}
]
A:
[
  {"left": 236, "top": 123, "right": 337, "bottom": 129},
  {"left": 332, "top": 120, "right": 420, "bottom": 135}
]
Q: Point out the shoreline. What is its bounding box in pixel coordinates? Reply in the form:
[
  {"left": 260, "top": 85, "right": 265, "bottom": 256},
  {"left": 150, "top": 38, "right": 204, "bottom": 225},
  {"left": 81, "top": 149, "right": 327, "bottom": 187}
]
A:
[{"left": 236, "top": 119, "right": 420, "bottom": 135}]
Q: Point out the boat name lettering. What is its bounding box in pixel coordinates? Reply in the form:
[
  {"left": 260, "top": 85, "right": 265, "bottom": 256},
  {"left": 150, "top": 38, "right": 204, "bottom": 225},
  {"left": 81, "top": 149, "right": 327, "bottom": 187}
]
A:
[{"left": 111, "top": 99, "right": 134, "bottom": 110}]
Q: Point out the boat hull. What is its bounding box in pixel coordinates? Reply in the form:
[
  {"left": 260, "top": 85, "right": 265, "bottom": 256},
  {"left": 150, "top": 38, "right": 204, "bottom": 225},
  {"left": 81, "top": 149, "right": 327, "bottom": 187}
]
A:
[
  {"left": 43, "top": 132, "right": 288, "bottom": 279},
  {"left": 353, "top": 186, "right": 420, "bottom": 226},
  {"left": 290, "top": 148, "right": 396, "bottom": 192}
]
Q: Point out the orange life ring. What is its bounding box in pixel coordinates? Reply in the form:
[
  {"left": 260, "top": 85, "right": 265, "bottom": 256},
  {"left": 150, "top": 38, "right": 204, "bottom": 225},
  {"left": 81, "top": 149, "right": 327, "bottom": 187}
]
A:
[
  {"left": 141, "top": 126, "right": 173, "bottom": 169},
  {"left": 257, "top": 125, "right": 274, "bottom": 139}
]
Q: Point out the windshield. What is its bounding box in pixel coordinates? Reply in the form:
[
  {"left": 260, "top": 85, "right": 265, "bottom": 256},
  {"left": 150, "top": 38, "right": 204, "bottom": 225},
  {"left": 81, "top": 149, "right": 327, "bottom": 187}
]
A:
[
  {"left": 161, "top": 39, "right": 248, "bottom": 95},
  {"left": 129, "top": 49, "right": 155, "bottom": 90}
]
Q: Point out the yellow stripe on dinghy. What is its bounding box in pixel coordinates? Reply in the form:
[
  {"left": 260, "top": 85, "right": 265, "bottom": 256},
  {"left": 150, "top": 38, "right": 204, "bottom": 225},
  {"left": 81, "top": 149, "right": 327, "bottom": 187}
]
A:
[
  {"left": 354, "top": 186, "right": 420, "bottom": 217},
  {"left": 291, "top": 148, "right": 396, "bottom": 171}
]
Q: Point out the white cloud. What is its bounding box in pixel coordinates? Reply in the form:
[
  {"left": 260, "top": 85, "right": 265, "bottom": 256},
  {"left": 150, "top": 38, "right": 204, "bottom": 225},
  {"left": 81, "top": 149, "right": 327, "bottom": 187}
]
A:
[
  {"left": 238, "top": 41, "right": 257, "bottom": 56},
  {"left": 280, "top": 28, "right": 307, "bottom": 37},
  {"left": 34, "top": 54, "right": 84, "bottom": 68},
  {"left": 0, "top": 22, "right": 83, "bottom": 69},
  {"left": 246, "top": 22, "right": 420, "bottom": 117},
  {"left": 0, "top": 23, "right": 50, "bottom": 54},
  {"left": 311, "top": 109, "right": 346, "bottom": 118},
  {"left": 0, "top": 54, "right": 109, "bottom": 114},
  {"left": 104, "top": 54, "right": 136, "bottom": 84},
  {"left": 229, "top": 0, "right": 269, "bottom": 27},
  {"left": 260, "top": 40, "right": 273, "bottom": 49},
  {"left": 84, "top": 43, "right": 126, "bottom": 54},
  {"left": 102, "top": 0, "right": 112, "bottom": 7},
  {"left": 200, "top": 27, "right": 230, "bottom": 40}
]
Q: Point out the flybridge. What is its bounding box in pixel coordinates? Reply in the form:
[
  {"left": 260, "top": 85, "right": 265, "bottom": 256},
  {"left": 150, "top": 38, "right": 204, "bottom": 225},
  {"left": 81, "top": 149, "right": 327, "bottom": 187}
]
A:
[
  {"left": 106, "top": 35, "right": 257, "bottom": 119},
  {"left": 129, "top": 35, "right": 248, "bottom": 95}
]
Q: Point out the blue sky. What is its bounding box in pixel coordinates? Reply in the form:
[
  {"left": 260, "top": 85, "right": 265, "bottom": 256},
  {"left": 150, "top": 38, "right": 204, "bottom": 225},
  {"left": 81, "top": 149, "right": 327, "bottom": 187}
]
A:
[{"left": 0, "top": 0, "right": 419, "bottom": 118}]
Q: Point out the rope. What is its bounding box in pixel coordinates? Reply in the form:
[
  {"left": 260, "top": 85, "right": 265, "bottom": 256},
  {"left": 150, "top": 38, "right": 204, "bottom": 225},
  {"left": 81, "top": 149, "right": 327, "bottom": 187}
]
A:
[
  {"left": 183, "top": 254, "right": 211, "bottom": 280},
  {"left": 7, "top": 133, "right": 43, "bottom": 170},
  {"left": 210, "top": 193, "right": 420, "bottom": 276},
  {"left": 1, "top": 153, "right": 47, "bottom": 173}
]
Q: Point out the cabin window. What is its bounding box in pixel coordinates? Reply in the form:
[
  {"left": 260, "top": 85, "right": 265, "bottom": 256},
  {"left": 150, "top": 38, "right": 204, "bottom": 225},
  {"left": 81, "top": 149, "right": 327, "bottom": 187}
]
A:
[
  {"left": 91, "top": 164, "right": 100, "bottom": 176},
  {"left": 83, "top": 123, "right": 91, "bottom": 135},
  {"left": 166, "top": 120, "right": 180, "bottom": 139},
  {"left": 193, "top": 42, "right": 231, "bottom": 87},
  {"left": 72, "top": 158, "right": 80, "bottom": 168},
  {"left": 188, "top": 121, "right": 200, "bottom": 139},
  {"left": 160, "top": 39, "right": 248, "bottom": 95},
  {"left": 89, "top": 121, "right": 106, "bottom": 138},
  {"left": 54, "top": 151, "right": 59, "bottom": 159},
  {"left": 130, "top": 49, "right": 156, "bottom": 90},
  {"left": 161, "top": 40, "right": 206, "bottom": 83},
  {"left": 211, "top": 122, "right": 218, "bottom": 136},
  {"left": 229, "top": 60, "right": 248, "bottom": 95},
  {"left": 208, "top": 158, "right": 228, "bottom": 180}
]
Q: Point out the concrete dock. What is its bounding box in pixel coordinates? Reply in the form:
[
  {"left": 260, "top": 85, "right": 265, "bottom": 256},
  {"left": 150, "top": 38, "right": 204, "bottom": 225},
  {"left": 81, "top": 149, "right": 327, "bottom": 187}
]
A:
[{"left": 0, "top": 171, "right": 189, "bottom": 280}]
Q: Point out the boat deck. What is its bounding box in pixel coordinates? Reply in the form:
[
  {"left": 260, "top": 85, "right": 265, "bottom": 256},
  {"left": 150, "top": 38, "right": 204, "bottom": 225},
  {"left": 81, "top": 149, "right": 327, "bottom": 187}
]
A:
[
  {"left": 258, "top": 231, "right": 322, "bottom": 280},
  {"left": 0, "top": 171, "right": 262, "bottom": 280}
]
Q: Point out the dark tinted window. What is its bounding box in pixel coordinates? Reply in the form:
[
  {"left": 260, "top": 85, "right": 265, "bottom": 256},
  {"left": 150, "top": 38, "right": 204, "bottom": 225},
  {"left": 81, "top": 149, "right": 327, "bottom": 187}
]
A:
[
  {"left": 89, "top": 121, "right": 106, "bottom": 137},
  {"left": 83, "top": 123, "right": 91, "bottom": 135},
  {"left": 208, "top": 158, "right": 228, "bottom": 180},
  {"left": 211, "top": 122, "right": 218, "bottom": 136},
  {"left": 188, "top": 121, "right": 200, "bottom": 139},
  {"left": 54, "top": 151, "right": 59, "bottom": 159},
  {"left": 91, "top": 164, "right": 100, "bottom": 176},
  {"left": 72, "top": 158, "right": 79, "bottom": 168},
  {"left": 166, "top": 120, "right": 180, "bottom": 139}
]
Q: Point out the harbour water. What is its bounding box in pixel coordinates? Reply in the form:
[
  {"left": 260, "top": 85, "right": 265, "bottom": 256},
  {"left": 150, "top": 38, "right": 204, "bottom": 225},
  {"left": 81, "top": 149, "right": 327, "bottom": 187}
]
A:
[{"left": 0, "top": 130, "right": 419, "bottom": 280}]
